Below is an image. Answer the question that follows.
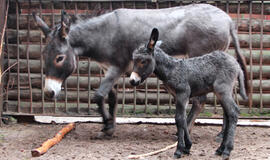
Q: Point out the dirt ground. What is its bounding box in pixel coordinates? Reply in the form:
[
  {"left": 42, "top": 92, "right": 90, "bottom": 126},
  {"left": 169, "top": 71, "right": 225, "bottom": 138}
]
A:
[{"left": 0, "top": 122, "right": 270, "bottom": 160}]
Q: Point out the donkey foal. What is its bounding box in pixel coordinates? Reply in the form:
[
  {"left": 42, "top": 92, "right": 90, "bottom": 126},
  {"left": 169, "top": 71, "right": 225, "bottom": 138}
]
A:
[{"left": 130, "top": 28, "right": 248, "bottom": 159}]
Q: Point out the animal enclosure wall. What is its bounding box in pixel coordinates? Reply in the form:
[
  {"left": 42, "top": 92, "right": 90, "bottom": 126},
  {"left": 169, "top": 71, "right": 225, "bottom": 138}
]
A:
[{"left": 1, "top": 0, "right": 270, "bottom": 116}]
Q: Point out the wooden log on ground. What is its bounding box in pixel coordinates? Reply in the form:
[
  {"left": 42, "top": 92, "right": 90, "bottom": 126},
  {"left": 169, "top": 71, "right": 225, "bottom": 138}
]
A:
[
  {"left": 31, "top": 123, "right": 75, "bottom": 157},
  {"left": 6, "top": 73, "right": 270, "bottom": 93}
]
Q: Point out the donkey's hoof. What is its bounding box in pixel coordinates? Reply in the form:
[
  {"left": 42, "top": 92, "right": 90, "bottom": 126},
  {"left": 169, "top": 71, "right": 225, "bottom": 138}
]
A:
[
  {"left": 222, "top": 153, "right": 230, "bottom": 160},
  {"left": 96, "top": 132, "right": 106, "bottom": 139},
  {"left": 102, "top": 127, "right": 115, "bottom": 136},
  {"left": 173, "top": 150, "right": 182, "bottom": 159},
  {"left": 182, "top": 148, "right": 190, "bottom": 155},
  {"left": 215, "top": 149, "right": 223, "bottom": 156}
]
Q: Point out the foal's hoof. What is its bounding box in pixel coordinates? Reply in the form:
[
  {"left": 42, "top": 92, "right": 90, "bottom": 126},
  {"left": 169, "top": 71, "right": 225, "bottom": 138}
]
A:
[
  {"left": 222, "top": 153, "right": 230, "bottom": 160},
  {"left": 173, "top": 150, "right": 182, "bottom": 159}
]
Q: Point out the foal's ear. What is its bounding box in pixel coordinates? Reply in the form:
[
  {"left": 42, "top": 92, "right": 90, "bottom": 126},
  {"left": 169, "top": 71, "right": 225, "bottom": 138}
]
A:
[
  {"left": 147, "top": 28, "right": 159, "bottom": 51},
  {"left": 32, "top": 12, "right": 51, "bottom": 38},
  {"left": 59, "top": 10, "right": 71, "bottom": 40}
]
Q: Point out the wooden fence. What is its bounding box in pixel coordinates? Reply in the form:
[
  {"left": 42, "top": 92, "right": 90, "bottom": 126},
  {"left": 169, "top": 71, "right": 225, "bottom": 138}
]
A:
[{"left": 1, "top": 0, "right": 270, "bottom": 117}]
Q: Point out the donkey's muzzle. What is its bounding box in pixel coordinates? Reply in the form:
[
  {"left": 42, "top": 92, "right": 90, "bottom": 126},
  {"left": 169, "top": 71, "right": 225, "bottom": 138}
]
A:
[
  {"left": 129, "top": 72, "right": 141, "bottom": 86},
  {"left": 129, "top": 79, "right": 140, "bottom": 86}
]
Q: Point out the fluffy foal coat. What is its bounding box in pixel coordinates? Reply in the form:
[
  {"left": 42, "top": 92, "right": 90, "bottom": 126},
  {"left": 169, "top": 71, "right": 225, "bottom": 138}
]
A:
[{"left": 130, "top": 28, "right": 248, "bottom": 159}]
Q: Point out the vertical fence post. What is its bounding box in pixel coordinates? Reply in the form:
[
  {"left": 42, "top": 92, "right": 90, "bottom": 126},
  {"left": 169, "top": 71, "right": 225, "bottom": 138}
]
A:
[
  {"left": 234, "top": 0, "right": 240, "bottom": 107},
  {"left": 39, "top": 1, "right": 45, "bottom": 114},
  {"left": 63, "top": 2, "right": 68, "bottom": 114},
  {"left": 87, "top": 2, "right": 91, "bottom": 115},
  {"left": 248, "top": 1, "right": 253, "bottom": 112},
  {"left": 132, "top": 1, "right": 136, "bottom": 114},
  {"left": 75, "top": 2, "right": 80, "bottom": 114},
  {"left": 16, "top": 0, "right": 21, "bottom": 113},
  {"left": 259, "top": 0, "right": 264, "bottom": 112},
  {"left": 26, "top": 0, "right": 33, "bottom": 113},
  {"left": 0, "top": 0, "right": 8, "bottom": 126}
]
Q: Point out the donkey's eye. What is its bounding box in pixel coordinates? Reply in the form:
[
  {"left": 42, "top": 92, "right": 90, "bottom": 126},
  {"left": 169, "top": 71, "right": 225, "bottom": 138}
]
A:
[
  {"left": 141, "top": 60, "right": 146, "bottom": 65},
  {"left": 56, "top": 55, "right": 65, "bottom": 63}
]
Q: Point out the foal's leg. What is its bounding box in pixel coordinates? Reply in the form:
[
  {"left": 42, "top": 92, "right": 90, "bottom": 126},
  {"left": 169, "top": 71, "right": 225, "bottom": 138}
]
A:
[
  {"left": 187, "top": 95, "right": 206, "bottom": 132},
  {"left": 94, "top": 66, "right": 122, "bottom": 135},
  {"left": 215, "top": 94, "right": 239, "bottom": 159},
  {"left": 215, "top": 115, "right": 227, "bottom": 143},
  {"left": 174, "top": 92, "right": 192, "bottom": 158},
  {"left": 187, "top": 95, "right": 227, "bottom": 143}
]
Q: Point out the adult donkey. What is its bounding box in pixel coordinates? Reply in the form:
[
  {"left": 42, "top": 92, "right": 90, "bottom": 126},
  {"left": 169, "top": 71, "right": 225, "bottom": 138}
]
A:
[{"left": 33, "top": 4, "right": 248, "bottom": 138}]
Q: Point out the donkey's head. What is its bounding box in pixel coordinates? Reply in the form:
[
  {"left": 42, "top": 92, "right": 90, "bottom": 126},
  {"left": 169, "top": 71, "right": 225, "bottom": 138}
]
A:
[
  {"left": 130, "top": 28, "right": 159, "bottom": 86},
  {"left": 33, "top": 11, "right": 77, "bottom": 98}
]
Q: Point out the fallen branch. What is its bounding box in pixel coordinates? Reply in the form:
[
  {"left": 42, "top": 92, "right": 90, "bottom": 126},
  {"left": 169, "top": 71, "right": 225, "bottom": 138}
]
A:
[
  {"left": 128, "top": 141, "right": 177, "bottom": 159},
  {"left": 31, "top": 122, "right": 76, "bottom": 157}
]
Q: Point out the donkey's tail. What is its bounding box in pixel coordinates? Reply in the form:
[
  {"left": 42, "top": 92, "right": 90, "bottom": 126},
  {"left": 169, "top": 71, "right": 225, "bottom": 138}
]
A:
[
  {"left": 238, "top": 69, "right": 248, "bottom": 100},
  {"left": 230, "top": 23, "right": 250, "bottom": 97}
]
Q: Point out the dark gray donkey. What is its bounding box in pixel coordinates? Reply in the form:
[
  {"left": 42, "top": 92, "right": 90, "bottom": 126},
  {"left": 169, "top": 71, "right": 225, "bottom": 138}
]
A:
[
  {"left": 32, "top": 4, "right": 248, "bottom": 137},
  {"left": 130, "top": 28, "right": 248, "bottom": 159}
]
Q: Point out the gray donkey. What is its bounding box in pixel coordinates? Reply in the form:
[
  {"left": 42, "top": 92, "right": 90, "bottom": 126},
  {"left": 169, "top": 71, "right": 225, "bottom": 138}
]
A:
[
  {"left": 33, "top": 3, "right": 248, "bottom": 138},
  {"left": 130, "top": 28, "right": 248, "bottom": 159}
]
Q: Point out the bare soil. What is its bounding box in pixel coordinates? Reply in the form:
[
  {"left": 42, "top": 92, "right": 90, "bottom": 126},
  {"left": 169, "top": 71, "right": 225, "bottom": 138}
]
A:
[{"left": 0, "top": 122, "right": 270, "bottom": 160}]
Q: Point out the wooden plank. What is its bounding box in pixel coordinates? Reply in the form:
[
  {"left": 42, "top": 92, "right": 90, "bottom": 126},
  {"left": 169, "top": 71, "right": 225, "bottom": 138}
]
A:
[
  {"left": 6, "top": 58, "right": 270, "bottom": 79},
  {"left": 33, "top": 116, "right": 270, "bottom": 127},
  {"left": 6, "top": 88, "right": 270, "bottom": 106},
  {"left": 6, "top": 73, "right": 270, "bottom": 93},
  {"left": 4, "top": 44, "right": 270, "bottom": 65},
  {"left": 8, "top": 12, "right": 270, "bottom": 31}
]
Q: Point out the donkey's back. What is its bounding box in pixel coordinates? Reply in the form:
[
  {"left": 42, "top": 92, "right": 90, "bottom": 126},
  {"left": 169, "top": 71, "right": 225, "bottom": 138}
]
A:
[{"left": 113, "top": 4, "right": 232, "bottom": 56}]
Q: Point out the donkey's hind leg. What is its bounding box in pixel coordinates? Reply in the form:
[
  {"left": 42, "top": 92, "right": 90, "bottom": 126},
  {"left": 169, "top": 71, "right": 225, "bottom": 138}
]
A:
[{"left": 94, "top": 66, "right": 122, "bottom": 136}]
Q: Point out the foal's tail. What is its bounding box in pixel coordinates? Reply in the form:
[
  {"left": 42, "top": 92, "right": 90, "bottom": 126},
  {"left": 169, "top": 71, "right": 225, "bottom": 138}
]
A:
[
  {"left": 230, "top": 23, "right": 250, "bottom": 98},
  {"left": 238, "top": 69, "right": 248, "bottom": 101}
]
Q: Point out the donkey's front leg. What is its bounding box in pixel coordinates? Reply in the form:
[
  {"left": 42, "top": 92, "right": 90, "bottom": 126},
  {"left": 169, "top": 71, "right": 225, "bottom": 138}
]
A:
[
  {"left": 94, "top": 66, "right": 122, "bottom": 136},
  {"left": 174, "top": 93, "right": 192, "bottom": 158},
  {"left": 108, "top": 84, "right": 118, "bottom": 132}
]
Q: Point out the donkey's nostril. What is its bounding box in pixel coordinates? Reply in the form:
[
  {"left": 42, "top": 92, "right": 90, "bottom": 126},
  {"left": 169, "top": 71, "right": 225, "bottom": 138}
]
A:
[
  {"left": 45, "top": 90, "right": 55, "bottom": 99},
  {"left": 129, "top": 79, "right": 140, "bottom": 86},
  {"left": 129, "top": 79, "right": 135, "bottom": 85}
]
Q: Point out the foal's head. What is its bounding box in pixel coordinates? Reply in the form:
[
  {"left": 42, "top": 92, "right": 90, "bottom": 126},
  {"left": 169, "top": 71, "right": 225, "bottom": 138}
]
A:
[
  {"left": 33, "top": 11, "right": 78, "bottom": 98},
  {"left": 129, "top": 28, "right": 159, "bottom": 86}
]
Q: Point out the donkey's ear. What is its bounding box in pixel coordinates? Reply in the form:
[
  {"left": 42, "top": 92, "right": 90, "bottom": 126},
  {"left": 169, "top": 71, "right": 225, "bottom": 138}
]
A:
[
  {"left": 59, "top": 10, "right": 71, "bottom": 40},
  {"left": 147, "top": 28, "right": 159, "bottom": 51},
  {"left": 32, "top": 12, "right": 51, "bottom": 37}
]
